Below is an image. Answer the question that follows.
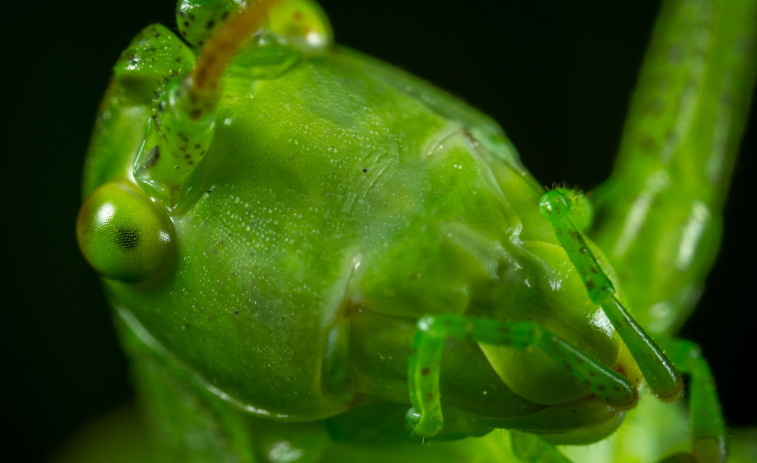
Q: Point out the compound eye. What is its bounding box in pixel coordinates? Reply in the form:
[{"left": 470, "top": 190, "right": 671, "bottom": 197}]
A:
[{"left": 77, "top": 182, "right": 175, "bottom": 283}]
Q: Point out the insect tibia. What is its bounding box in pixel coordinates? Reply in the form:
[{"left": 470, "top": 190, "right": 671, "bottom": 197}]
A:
[
  {"left": 540, "top": 190, "right": 683, "bottom": 404},
  {"left": 407, "top": 315, "right": 637, "bottom": 439},
  {"left": 589, "top": 0, "right": 757, "bottom": 334},
  {"left": 658, "top": 338, "right": 726, "bottom": 463}
]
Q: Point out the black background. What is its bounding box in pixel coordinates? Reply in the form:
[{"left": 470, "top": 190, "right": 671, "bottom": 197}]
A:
[{"left": 5, "top": 1, "right": 756, "bottom": 461}]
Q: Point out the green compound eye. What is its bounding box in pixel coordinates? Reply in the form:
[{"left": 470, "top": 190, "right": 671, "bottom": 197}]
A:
[{"left": 76, "top": 182, "right": 175, "bottom": 283}]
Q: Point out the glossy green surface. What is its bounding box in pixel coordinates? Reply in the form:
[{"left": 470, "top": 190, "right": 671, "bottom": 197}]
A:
[{"left": 73, "top": 0, "right": 757, "bottom": 461}]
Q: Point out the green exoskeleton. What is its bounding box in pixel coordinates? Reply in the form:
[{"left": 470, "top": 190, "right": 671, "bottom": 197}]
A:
[{"left": 73, "top": 0, "right": 757, "bottom": 462}]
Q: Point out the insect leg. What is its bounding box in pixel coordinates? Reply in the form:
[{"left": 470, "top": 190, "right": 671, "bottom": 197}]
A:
[
  {"left": 406, "top": 314, "right": 637, "bottom": 438},
  {"left": 589, "top": 0, "right": 757, "bottom": 332},
  {"left": 658, "top": 338, "right": 726, "bottom": 463},
  {"left": 540, "top": 190, "right": 683, "bottom": 403}
]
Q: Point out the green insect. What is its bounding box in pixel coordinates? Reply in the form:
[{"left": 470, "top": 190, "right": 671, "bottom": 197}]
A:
[{"left": 71, "top": 0, "right": 757, "bottom": 462}]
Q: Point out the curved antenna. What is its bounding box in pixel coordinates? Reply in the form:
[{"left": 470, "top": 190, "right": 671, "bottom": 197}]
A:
[
  {"left": 134, "top": 0, "right": 284, "bottom": 206},
  {"left": 191, "top": 0, "right": 284, "bottom": 107}
]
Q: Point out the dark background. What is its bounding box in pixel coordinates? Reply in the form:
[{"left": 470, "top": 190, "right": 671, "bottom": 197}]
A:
[{"left": 5, "top": 1, "right": 755, "bottom": 461}]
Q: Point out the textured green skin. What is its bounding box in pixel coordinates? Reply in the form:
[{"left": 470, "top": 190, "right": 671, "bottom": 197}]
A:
[
  {"left": 74, "top": 0, "right": 757, "bottom": 461},
  {"left": 97, "top": 35, "right": 627, "bottom": 437}
]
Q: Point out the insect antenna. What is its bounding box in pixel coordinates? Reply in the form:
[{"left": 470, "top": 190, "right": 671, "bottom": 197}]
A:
[
  {"left": 189, "top": 0, "right": 285, "bottom": 111},
  {"left": 132, "top": 0, "right": 285, "bottom": 206}
]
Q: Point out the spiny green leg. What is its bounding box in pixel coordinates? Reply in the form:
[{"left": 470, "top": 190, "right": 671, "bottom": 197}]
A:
[
  {"left": 405, "top": 314, "right": 637, "bottom": 438},
  {"left": 539, "top": 190, "right": 683, "bottom": 402},
  {"left": 657, "top": 339, "right": 726, "bottom": 463},
  {"left": 589, "top": 0, "right": 757, "bottom": 333}
]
